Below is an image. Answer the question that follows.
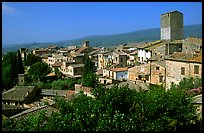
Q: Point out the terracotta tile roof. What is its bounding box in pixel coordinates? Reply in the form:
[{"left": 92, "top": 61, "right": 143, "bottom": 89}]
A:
[
  {"left": 2, "top": 86, "right": 36, "bottom": 101},
  {"left": 52, "top": 61, "right": 62, "bottom": 67},
  {"left": 110, "top": 67, "right": 128, "bottom": 72},
  {"left": 185, "top": 37, "right": 202, "bottom": 45},
  {"left": 165, "top": 52, "right": 201, "bottom": 63},
  {"left": 69, "top": 63, "right": 84, "bottom": 68},
  {"left": 76, "top": 46, "right": 89, "bottom": 53},
  {"left": 190, "top": 54, "right": 202, "bottom": 63},
  {"left": 114, "top": 51, "right": 127, "bottom": 56},
  {"left": 46, "top": 72, "right": 56, "bottom": 77},
  {"left": 2, "top": 104, "right": 26, "bottom": 111},
  {"left": 41, "top": 89, "right": 69, "bottom": 97},
  {"left": 65, "top": 90, "right": 75, "bottom": 97},
  {"left": 10, "top": 105, "right": 58, "bottom": 121},
  {"left": 96, "top": 69, "right": 103, "bottom": 75}
]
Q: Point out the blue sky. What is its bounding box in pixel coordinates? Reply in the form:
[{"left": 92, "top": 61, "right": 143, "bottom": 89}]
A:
[{"left": 2, "top": 2, "right": 202, "bottom": 47}]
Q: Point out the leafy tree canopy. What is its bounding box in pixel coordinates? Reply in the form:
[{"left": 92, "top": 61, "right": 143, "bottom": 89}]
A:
[{"left": 28, "top": 62, "right": 51, "bottom": 82}]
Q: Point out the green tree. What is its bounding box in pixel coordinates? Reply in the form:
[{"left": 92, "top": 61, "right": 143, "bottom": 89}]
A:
[
  {"left": 24, "top": 54, "right": 42, "bottom": 66},
  {"left": 82, "top": 54, "right": 98, "bottom": 88},
  {"left": 28, "top": 62, "right": 51, "bottom": 82},
  {"left": 2, "top": 52, "right": 24, "bottom": 90},
  {"left": 17, "top": 50, "right": 25, "bottom": 74},
  {"left": 54, "top": 68, "right": 63, "bottom": 79},
  {"left": 52, "top": 78, "right": 76, "bottom": 90},
  {"left": 4, "top": 82, "right": 201, "bottom": 131}
]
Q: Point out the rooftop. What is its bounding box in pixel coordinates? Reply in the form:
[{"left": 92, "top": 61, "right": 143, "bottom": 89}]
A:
[
  {"left": 46, "top": 72, "right": 56, "bottom": 77},
  {"left": 165, "top": 52, "right": 202, "bottom": 63},
  {"left": 185, "top": 37, "right": 202, "bottom": 45},
  {"left": 41, "top": 89, "right": 69, "bottom": 97},
  {"left": 10, "top": 105, "right": 58, "bottom": 121},
  {"left": 69, "top": 63, "right": 84, "bottom": 68},
  {"left": 52, "top": 61, "right": 62, "bottom": 67},
  {"left": 161, "top": 10, "right": 183, "bottom": 15},
  {"left": 110, "top": 67, "right": 128, "bottom": 72},
  {"left": 2, "top": 86, "right": 36, "bottom": 101},
  {"left": 76, "top": 46, "right": 89, "bottom": 53}
]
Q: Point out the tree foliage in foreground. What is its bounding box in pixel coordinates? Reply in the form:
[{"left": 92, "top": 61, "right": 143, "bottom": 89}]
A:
[
  {"left": 24, "top": 53, "right": 42, "bottom": 67},
  {"left": 28, "top": 62, "right": 51, "bottom": 82},
  {"left": 3, "top": 83, "right": 201, "bottom": 131},
  {"left": 82, "top": 54, "right": 98, "bottom": 88}
]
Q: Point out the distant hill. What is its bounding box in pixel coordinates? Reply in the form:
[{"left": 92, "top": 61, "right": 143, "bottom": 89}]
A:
[{"left": 2, "top": 24, "right": 202, "bottom": 54}]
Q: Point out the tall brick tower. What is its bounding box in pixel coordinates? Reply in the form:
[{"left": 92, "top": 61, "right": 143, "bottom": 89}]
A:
[{"left": 160, "top": 11, "right": 183, "bottom": 41}]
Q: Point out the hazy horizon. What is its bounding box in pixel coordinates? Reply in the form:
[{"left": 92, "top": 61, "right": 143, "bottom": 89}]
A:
[{"left": 2, "top": 2, "right": 202, "bottom": 47}]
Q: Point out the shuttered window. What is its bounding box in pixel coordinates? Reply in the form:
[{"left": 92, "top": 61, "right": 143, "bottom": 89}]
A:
[
  {"left": 181, "top": 67, "right": 185, "bottom": 75},
  {"left": 194, "top": 65, "right": 199, "bottom": 74}
]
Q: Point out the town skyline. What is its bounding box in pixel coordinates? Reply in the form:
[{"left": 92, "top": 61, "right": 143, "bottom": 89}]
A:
[{"left": 2, "top": 2, "right": 202, "bottom": 46}]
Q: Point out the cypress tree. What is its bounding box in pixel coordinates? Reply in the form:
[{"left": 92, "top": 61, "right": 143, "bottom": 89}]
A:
[
  {"left": 10, "top": 52, "right": 18, "bottom": 85},
  {"left": 17, "top": 50, "right": 25, "bottom": 74},
  {"left": 82, "top": 54, "right": 97, "bottom": 88}
]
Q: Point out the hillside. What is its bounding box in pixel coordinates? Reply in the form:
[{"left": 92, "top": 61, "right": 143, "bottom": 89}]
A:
[{"left": 2, "top": 24, "right": 202, "bottom": 54}]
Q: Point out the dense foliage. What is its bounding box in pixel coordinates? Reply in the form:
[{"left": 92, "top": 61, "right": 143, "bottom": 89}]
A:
[
  {"left": 3, "top": 83, "right": 201, "bottom": 131},
  {"left": 24, "top": 53, "right": 42, "bottom": 66},
  {"left": 28, "top": 62, "right": 51, "bottom": 82},
  {"left": 2, "top": 52, "right": 24, "bottom": 90},
  {"left": 31, "top": 78, "right": 81, "bottom": 90},
  {"left": 82, "top": 54, "right": 98, "bottom": 88}
]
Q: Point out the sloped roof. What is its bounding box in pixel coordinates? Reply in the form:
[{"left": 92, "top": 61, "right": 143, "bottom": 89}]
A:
[
  {"left": 52, "top": 61, "right": 62, "bottom": 67},
  {"left": 110, "top": 67, "right": 128, "bottom": 72},
  {"left": 76, "top": 46, "right": 89, "bottom": 53},
  {"left": 46, "top": 72, "right": 56, "bottom": 77},
  {"left": 193, "top": 94, "right": 202, "bottom": 104},
  {"left": 185, "top": 37, "right": 202, "bottom": 45},
  {"left": 41, "top": 89, "right": 69, "bottom": 97},
  {"left": 2, "top": 104, "right": 26, "bottom": 111},
  {"left": 69, "top": 63, "right": 84, "bottom": 68},
  {"left": 2, "top": 86, "right": 36, "bottom": 101},
  {"left": 10, "top": 105, "right": 58, "bottom": 121},
  {"left": 165, "top": 52, "right": 202, "bottom": 63}
]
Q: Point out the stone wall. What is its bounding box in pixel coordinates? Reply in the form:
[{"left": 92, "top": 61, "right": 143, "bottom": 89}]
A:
[
  {"left": 165, "top": 60, "right": 202, "bottom": 90},
  {"left": 161, "top": 11, "right": 183, "bottom": 40},
  {"left": 74, "top": 84, "right": 94, "bottom": 97}
]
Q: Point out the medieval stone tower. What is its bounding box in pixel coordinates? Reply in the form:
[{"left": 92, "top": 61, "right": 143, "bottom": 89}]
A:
[
  {"left": 160, "top": 11, "right": 183, "bottom": 41},
  {"left": 83, "top": 40, "right": 89, "bottom": 47}
]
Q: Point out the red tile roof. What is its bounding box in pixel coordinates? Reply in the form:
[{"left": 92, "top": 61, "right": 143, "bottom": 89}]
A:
[
  {"left": 52, "top": 61, "right": 62, "bottom": 67},
  {"left": 110, "top": 67, "right": 128, "bottom": 72}
]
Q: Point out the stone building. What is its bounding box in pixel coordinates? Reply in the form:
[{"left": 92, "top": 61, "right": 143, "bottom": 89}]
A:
[
  {"left": 161, "top": 11, "right": 183, "bottom": 41},
  {"left": 2, "top": 86, "right": 40, "bottom": 106},
  {"left": 165, "top": 52, "right": 202, "bottom": 90},
  {"left": 112, "top": 50, "right": 127, "bottom": 66},
  {"left": 128, "top": 63, "right": 150, "bottom": 82},
  {"left": 149, "top": 61, "right": 166, "bottom": 87},
  {"left": 103, "top": 67, "right": 128, "bottom": 81},
  {"left": 182, "top": 37, "right": 202, "bottom": 53}
]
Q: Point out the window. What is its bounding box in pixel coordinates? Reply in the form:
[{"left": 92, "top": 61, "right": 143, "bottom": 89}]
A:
[
  {"left": 156, "top": 66, "right": 160, "bottom": 70},
  {"left": 145, "top": 75, "right": 149, "bottom": 81},
  {"left": 159, "top": 76, "right": 163, "bottom": 82},
  {"left": 181, "top": 67, "right": 185, "bottom": 75},
  {"left": 121, "top": 58, "right": 123, "bottom": 62},
  {"left": 81, "top": 69, "right": 83, "bottom": 72},
  {"left": 194, "top": 65, "right": 199, "bottom": 74},
  {"left": 116, "top": 57, "right": 118, "bottom": 61}
]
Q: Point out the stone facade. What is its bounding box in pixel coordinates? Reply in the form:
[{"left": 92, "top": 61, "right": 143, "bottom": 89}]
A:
[
  {"left": 112, "top": 51, "right": 127, "bottom": 66},
  {"left": 128, "top": 63, "right": 150, "bottom": 82},
  {"left": 150, "top": 61, "right": 166, "bottom": 87},
  {"left": 165, "top": 60, "right": 202, "bottom": 90}
]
